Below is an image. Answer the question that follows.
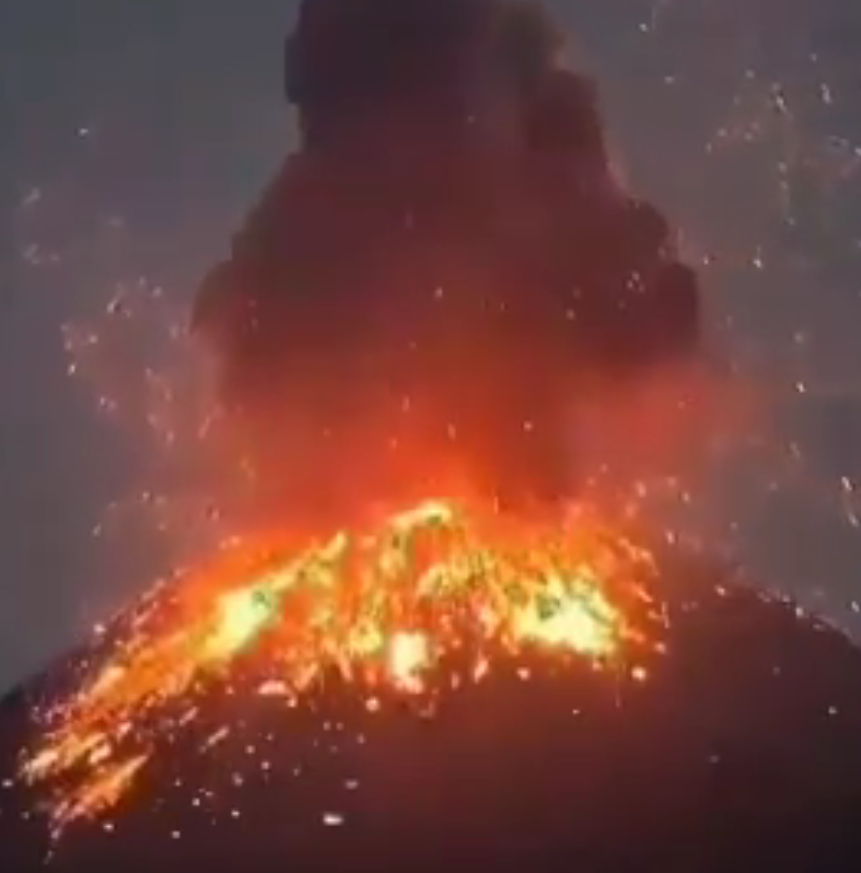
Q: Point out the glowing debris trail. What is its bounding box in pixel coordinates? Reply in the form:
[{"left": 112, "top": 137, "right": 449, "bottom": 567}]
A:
[{"left": 20, "top": 500, "right": 664, "bottom": 835}]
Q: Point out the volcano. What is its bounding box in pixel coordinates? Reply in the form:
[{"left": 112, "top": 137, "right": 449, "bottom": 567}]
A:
[
  {"left": 3, "top": 536, "right": 861, "bottom": 873},
  {"left": 5, "top": 0, "right": 861, "bottom": 868}
]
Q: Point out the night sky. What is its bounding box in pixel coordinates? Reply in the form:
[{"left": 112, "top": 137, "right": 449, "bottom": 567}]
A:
[{"left": 3, "top": 0, "right": 861, "bottom": 692}]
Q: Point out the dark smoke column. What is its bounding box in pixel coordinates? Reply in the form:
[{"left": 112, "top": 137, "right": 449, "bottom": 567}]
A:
[{"left": 194, "top": 0, "right": 700, "bottom": 518}]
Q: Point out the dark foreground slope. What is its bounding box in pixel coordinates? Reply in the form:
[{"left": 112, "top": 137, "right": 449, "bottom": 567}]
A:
[{"left": 3, "top": 567, "right": 861, "bottom": 873}]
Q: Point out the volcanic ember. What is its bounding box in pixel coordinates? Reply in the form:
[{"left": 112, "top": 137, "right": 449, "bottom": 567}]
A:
[{"left": 19, "top": 499, "right": 664, "bottom": 836}]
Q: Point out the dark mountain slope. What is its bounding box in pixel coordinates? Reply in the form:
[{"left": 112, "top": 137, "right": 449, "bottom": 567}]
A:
[{"left": 3, "top": 568, "right": 861, "bottom": 873}]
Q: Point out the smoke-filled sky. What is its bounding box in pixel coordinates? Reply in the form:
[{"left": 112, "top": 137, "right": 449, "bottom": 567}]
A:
[{"left": 3, "top": 0, "right": 861, "bottom": 692}]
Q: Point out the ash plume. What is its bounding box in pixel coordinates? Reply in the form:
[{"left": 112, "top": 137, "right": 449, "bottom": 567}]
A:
[{"left": 192, "top": 0, "right": 701, "bottom": 516}]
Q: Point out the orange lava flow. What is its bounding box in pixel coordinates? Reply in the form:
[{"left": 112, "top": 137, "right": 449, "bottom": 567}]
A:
[{"left": 20, "top": 499, "right": 665, "bottom": 835}]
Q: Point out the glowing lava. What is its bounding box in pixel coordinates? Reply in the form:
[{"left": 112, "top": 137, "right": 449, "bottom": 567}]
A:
[{"left": 20, "top": 500, "right": 664, "bottom": 836}]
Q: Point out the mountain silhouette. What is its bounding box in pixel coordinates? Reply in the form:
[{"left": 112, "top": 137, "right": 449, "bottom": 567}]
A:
[{"left": 3, "top": 558, "right": 861, "bottom": 873}]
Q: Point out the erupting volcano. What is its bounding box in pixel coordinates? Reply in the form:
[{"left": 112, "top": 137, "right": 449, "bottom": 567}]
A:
[
  {"left": 18, "top": 500, "right": 663, "bottom": 836},
  {"left": 4, "top": 0, "right": 861, "bottom": 871}
]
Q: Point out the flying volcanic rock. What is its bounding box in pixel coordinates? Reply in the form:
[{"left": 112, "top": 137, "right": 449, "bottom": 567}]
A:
[
  {"left": 192, "top": 0, "right": 701, "bottom": 519},
  {"left": 2, "top": 554, "right": 861, "bottom": 873}
]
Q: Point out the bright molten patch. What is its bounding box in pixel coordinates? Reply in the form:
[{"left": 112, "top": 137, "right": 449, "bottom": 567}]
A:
[{"left": 20, "top": 500, "right": 664, "bottom": 835}]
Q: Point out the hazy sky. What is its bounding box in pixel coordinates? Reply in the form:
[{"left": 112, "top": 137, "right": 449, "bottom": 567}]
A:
[{"left": 3, "top": 0, "right": 861, "bottom": 691}]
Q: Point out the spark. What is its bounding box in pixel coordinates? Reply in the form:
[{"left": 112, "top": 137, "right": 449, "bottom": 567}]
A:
[
  {"left": 387, "top": 632, "right": 431, "bottom": 694},
  {"left": 49, "top": 755, "right": 148, "bottom": 837}
]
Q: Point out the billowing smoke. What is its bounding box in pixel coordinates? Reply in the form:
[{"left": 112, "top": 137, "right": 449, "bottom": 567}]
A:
[{"left": 193, "top": 0, "right": 702, "bottom": 521}]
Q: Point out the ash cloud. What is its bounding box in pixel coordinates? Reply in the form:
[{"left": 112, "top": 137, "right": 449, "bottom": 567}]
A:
[{"left": 192, "top": 0, "right": 701, "bottom": 514}]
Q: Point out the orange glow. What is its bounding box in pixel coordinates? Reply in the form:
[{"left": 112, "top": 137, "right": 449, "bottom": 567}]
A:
[
  {"left": 50, "top": 756, "right": 148, "bottom": 833},
  {"left": 388, "top": 631, "right": 431, "bottom": 693},
  {"left": 21, "top": 499, "right": 665, "bottom": 835}
]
